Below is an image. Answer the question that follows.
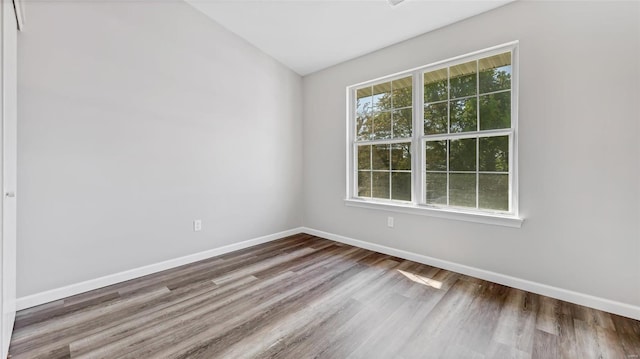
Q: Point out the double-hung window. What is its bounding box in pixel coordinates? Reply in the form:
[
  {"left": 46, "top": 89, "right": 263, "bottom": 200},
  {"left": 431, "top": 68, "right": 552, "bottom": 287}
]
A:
[{"left": 346, "top": 42, "right": 521, "bottom": 227}]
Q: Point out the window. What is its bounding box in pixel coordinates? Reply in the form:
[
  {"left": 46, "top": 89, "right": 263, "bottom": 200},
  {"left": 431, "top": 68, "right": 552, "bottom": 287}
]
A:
[
  {"left": 346, "top": 42, "right": 521, "bottom": 227},
  {"left": 355, "top": 76, "right": 413, "bottom": 201}
]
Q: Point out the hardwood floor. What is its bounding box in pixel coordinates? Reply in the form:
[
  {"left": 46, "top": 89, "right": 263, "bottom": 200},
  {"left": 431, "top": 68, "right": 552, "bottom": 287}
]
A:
[{"left": 9, "top": 233, "right": 640, "bottom": 359}]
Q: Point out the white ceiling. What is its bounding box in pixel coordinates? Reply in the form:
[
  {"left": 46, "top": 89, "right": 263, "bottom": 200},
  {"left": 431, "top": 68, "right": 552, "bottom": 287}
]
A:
[{"left": 187, "top": 0, "right": 514, "bottom": 76}]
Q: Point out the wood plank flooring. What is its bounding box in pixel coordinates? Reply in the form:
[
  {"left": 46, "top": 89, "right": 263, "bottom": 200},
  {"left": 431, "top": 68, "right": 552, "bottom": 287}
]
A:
[{"left": 9, "top": 234, "right": 640, "bottom": 359}]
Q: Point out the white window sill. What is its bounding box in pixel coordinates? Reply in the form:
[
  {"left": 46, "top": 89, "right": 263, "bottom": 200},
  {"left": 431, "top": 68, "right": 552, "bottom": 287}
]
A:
[{"left": 344, "top": 199, "right": 523, "bottom": 228}]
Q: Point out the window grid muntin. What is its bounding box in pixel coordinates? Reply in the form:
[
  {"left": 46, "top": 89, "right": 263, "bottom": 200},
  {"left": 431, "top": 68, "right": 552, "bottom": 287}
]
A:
[
  {"left": 355, "top": 76, "right": 413, "bottom": 142},
  {"left": 355, "top": 141, "right": 412, "bottom": 201},
  {"left": 476, "top": 61, "right": 480, "bottom": 208},
  {"left": 424, "top": 133, "right": 511, "bottom": 213}
]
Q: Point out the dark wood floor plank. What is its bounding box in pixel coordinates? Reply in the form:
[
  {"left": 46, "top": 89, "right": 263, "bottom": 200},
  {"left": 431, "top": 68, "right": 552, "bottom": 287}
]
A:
[
  {"left": 448, "top": 282, "right": 511, "bottom": 354},
  {"left": 14, "top": 300, "right": 64, "bottom": 322},
  {"left": 492, "top": 288, "right": 539, "bottom": 353},
  {"left": 612, "top": 313, "right": 640, "bottom": 358},
  {"left": 346, "top": 267, "right": 461, "bottom": 358},
  {"left": 305, "top": 292, "right": 408, "bottom": 359},
  {"left": 532, "top": 329, "right": 559, "bottom": 359},
  {"left": 14, "top": 292, "right": 122, "bottom": 331},
  {"left": 254, "top": 258, "right": 407, "bottom": 359},
  {"left": 556, "top": 303, "right": 581, "bottom": 359},
  {"left": 251, "top": 297, "right": 366, "bottom": 359},
  {"left": 8, "top": 233, "right": 639, "bottom": 359},
  {"left": 182, "top": 257, "right": 399, "bottom": 358},
  {"left": 110, "top": 233, "right": 312, "bottom": 296},
  {"left": 215, "top": 233, "right": 309, "bottom": 260},
  {"left": 84, "top": 249, "right": 377, "bottom": 358},
  {"left": 536, "top": 295, "right": 562, "bottom": 335},
  {"left": 486, "top": 340, "right": 531, "bottom": 359},
  {"left": 573, "top": 304, "right": 616, "bottom": 332},
  {"left": 11, "top": 286, "right": 170, "bottom": 342},
  {"left": 69, "top": 275, "right": 257, "bottom": 357},
  {"left": 61, "top": 234, "right": 308, "bottom": 306},
  {"left": 398, "top": 278, "right": 484, "bottom": 358},
  {"left": 151, "top": 252, "right": 384, "bottom": 359},
  {"left": 72, "top": 271, "right": 299, "bottom": 358},
  {"left": 10, "top": 287, "right": 172, "bottom": 358}
]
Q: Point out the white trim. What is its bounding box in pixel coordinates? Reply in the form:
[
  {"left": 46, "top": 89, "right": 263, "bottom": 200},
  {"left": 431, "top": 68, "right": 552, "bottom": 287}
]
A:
[
  {"left": 345, "top": 198, "right": 523, "bottom": 228},
  {"left": 301, "top": 227, "right": 640, "bottom": 321},
  {"left": 510, "top": 45, "right": 520, "bottom": 217},
  {"left": 423, "top": 128, "right": 512, "bottom": 141},
  {"left": 347, "top": 42, "right": 520, "bottom": 222},
  {"left": 16, "top": 227, "right": 304, "bottom": 310},
  {"left": 354, "top": 137, "right": 412, "bottom": 146}
]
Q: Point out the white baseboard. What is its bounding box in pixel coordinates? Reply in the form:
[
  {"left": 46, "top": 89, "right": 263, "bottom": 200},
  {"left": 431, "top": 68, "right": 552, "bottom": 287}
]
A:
[
  {"left": 16, "top": 227, "right": 304, "bottom": 311},
  {"left": 301, "top": 227, "right": 640, "bottom": 321},
  {"left": 17, "top": 226, "right": 640, "bottom": 321}
]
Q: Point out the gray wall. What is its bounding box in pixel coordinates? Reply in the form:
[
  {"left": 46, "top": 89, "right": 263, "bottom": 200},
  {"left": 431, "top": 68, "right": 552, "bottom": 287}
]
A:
[
  {"left": 303, "top": 1, "right": 640, "bottom": 307},
  {"left": 18, "top": 1, "right": 303, "bottom": 296}
]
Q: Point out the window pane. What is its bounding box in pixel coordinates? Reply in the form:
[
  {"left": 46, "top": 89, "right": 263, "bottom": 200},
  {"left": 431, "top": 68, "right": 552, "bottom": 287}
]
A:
[
  {"left": 392, "top": 172, "right": 411, "bottom": 201},
  {"left": 479, "top": 136, "right": 509, "bottom": 172},
  {"left": 479, "top": 92, "right": 510, "bottom": 130},
  {"left": 392, "top": 76, "right": 412, "bottom": 108},
  {"left": 425, "top": 172, "right": 447, "bottom": 205},
  {"left": 424, "top": 68, "right": 448, "bottom": 103},
  {"left": 358, "top": 171, "right": 371, "bottom": 197},
  {"left": 391, "top": 143, "right": 411, "bottom": 170},
  {"left": 450, "top": 173, "right": 476, "bottom": 208},
  {"left": 425, "top": 140, "right": 447, "bottom": 171},
  {"left": 450, "top": 98, "right": 477, "bottom": 133},
  {"left": 372, "top": 172, "right": 390, "bottom": 199},
  {"left": 479, "top": 52, "right": 511, "bottom": 94},
  {"left": 357, "top": 145, "right": 371, "bottom": 170},
  {"left": 356, "top": 114, "right": 371, "bottom": 141},
  {"left": 450, "top": 61, "right": 476, "bottom": 99},
  {"left": 479, "top": 173, "right": 508, "bottom": 211},
  {"left": 392, "top": 108, "right": 412, "bottom": 138},
  {"left": 372, "top": 111, "right": 392, "bottom": 139},
  {"left": 449, "top": 138, "right": 476, "bottom": 171},
  {"left": 372, "top": 144, "right": 390, "bottom": 170},
  {"left": 424, "top": 102, "right": 448, "bottom": 135},
  {"left": 357, "top": 87, "right": 373, "bottom": 116},
  {"left": 373, "top": 82, "right": 392, "bottom": 112}
]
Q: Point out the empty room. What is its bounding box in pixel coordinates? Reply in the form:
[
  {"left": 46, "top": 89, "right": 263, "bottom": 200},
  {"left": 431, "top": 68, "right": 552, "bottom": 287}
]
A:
[{"left": 0, "top": 0, "right": 638, "bottom": 358}]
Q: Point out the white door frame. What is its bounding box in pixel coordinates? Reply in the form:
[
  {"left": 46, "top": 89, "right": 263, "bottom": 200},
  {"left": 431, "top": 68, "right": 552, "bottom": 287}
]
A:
[{"left": 1, "top": 0, "right": 20, "bottom": 357}]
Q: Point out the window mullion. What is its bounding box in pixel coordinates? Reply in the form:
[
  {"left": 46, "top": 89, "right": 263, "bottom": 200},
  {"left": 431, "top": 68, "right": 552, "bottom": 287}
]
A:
[
  {"left": 413, "top": 70, "right": 423, "bottom": 205},
  {"left": 349, "top": 89, "right": 356, "bottom": 199},
  {"left": 388, "top": 146, "right": 392, "bottom": 200},
  {"left": 476, "top": 59, "right": 480, "bottom": 209},
  {"left": 355, "top": 137, "right": 414, "bottom": 146},
  {"left": 369, "top": 142, "right": 373, "bottom": 199},
  {"left": 422, "top": 128, "right": 513, "bottom": 141},
  {"left": 510, "top": 47, "right": 519, "bottom": 217},
  {"left": 446, "top": 66, "right": 450, "bottom": 206},
  {"left": 476, "top": 137, "right": 480, "bottom": 209}
]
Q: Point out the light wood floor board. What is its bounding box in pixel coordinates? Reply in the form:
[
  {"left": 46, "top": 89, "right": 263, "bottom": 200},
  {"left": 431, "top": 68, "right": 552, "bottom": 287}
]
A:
[{"left": 9, "top": 233, "right": 640, "bottom": 358}]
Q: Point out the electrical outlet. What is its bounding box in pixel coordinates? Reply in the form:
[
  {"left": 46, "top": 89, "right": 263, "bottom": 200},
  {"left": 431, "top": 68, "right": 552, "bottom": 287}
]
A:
[
  {"left": 193, "top": 219, "right": 202, "bottom": 232},
  {"left": 387, "top": 216, "right": 394, "bottom": 228}
]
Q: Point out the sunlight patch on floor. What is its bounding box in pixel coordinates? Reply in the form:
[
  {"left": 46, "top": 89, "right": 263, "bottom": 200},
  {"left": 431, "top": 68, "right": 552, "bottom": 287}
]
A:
[{"left": 398, "top": 270, "right": 442, "bottom": 289}]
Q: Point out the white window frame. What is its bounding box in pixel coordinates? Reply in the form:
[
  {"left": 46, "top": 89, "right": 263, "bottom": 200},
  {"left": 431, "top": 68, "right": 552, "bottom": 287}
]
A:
[{"left": 345, "top": 42, "right": 523, "bottom": 228}]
